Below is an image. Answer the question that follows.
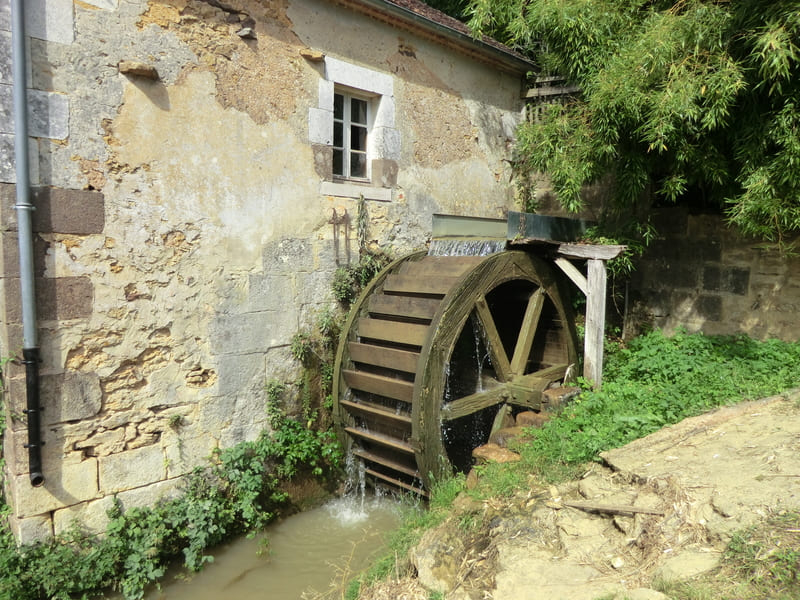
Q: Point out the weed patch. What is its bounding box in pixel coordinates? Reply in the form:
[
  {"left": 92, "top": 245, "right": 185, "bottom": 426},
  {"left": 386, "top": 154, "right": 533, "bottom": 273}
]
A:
[
  {"left": 519, "top": 330, "right": 800, "bottom": 481},
  {"left": 0, "top": 401, "right": 342, "bottom": 600},
  {"left": 656, "top": 511, "right": 800, "bottom": 600}
]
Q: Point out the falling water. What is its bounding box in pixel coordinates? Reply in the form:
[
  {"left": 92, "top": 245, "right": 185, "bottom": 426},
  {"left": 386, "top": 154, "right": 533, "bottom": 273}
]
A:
[
  {"left": 427, "top": 237, "right": 507, "bottom": 256},
  {"left": 472, "top": 315, "right": 490, "bottom": 393}
]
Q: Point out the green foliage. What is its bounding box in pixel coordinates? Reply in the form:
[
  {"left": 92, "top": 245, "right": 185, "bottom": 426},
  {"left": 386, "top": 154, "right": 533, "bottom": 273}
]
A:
[
  {"left": 518, "top": 330, "right": 800, "bottom": 478},
  {"left": 289, "top": 307, "right": 346, "bottom": 437},
  {"left": 469, "top": 0, "right": 800, "bottom": 242},
  {"left": 725, "top": 512, "right": 800, "bottom": 596},
  {"left": 0, "top": 400, "right": 342, "bottom": 600},
  {"left": 581, "top": 220, "right": 656, "bottom": 277},
  {"left": 331, "top": 251, "right": 391, "bottom": 306}
]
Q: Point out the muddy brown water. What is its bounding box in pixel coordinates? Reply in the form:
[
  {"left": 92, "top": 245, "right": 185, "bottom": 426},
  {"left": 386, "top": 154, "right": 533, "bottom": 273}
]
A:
[{"left": 129, "top": 496, "right": 401, "bottom": 600}]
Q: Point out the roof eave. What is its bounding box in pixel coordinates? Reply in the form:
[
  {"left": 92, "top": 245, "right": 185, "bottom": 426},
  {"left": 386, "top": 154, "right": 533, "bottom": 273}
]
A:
[{"left": 329, "top": 0, "right": 536, "bottom": 75}]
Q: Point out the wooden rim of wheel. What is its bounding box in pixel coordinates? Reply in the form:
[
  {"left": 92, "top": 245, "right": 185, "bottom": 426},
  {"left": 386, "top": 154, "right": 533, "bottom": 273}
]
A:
[{"left": 333, "top": 250, "right": 579, "bottom": 495}]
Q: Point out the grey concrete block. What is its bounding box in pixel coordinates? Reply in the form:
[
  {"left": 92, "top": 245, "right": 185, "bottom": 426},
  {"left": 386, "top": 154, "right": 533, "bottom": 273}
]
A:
[
  {"left": 27, "top": 89, "right": 69, "bottom": 140},
  {"left": 695, "top": 295, "right": 722, "bottom": 321},
  {"left": 0, "top": 31, "right": 11, "bottom": 85},
  {"left": 26, "top": 0, "right": 74, "bottom": 45}
]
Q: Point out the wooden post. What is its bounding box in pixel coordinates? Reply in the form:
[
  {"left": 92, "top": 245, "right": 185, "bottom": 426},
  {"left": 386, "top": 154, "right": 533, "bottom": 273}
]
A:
[
  {"left": 555, "top": 244, "right": 626, "bottom": 389},
  {"left": 584, "top": 259, "right": 606, "bottom": 387}
]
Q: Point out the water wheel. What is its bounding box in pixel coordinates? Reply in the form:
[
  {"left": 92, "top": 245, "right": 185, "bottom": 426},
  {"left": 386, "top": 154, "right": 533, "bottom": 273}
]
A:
[{"left": 332, "top": 250, "right": 579, "bottom": 495}]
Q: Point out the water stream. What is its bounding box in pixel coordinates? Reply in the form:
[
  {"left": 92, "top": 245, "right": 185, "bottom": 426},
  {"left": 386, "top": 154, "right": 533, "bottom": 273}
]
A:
[{"left": 127, "top": 495, "right": 401, "bottom": 600}]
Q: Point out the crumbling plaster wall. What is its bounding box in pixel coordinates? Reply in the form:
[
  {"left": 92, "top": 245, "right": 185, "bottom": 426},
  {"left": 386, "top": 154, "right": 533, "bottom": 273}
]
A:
[{"left": 1, "top": 0, "right": 525, "bottom": 541}]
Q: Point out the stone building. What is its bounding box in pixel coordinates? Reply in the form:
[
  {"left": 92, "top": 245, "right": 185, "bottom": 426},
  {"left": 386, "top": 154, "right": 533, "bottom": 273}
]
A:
[{"left": 0, "top": 0, "right": 534, "bottom": 542}]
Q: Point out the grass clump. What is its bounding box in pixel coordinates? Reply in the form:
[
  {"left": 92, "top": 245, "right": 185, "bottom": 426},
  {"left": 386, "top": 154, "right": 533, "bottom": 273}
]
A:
[
  {"left": 656, "top": 510, "right": 800, "bottom": 600},
  {"left": 517, "top": 329, "right": 800, "bottom": 482}
]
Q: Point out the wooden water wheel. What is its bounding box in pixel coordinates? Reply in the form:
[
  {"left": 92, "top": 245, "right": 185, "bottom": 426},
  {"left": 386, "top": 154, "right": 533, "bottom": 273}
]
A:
[{"left": 332, "top": 250, "right": 579, "bottom": 495}]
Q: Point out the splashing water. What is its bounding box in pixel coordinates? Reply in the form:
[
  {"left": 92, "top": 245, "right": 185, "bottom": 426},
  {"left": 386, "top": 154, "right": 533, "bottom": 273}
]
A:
[{"left": 428, "top": 238, "right": 507, "bottom": 256}]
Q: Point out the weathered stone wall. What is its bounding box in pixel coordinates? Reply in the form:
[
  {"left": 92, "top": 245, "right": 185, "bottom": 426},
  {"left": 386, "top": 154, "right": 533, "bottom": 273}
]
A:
[
  {"left": 0, "top": 0, "right": 527, "bottom": 541},
  {"left": 627, "top": 208, "right": 800, "bottom": 341}
]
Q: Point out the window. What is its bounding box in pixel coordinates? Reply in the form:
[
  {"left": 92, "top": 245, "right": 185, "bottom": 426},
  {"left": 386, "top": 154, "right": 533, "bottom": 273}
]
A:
[
  {"left": 333, "top": 92, "right": 369, "bottom": 179},
  {"left": 308, "top": 57, "right": 399, "bottom": 200}
]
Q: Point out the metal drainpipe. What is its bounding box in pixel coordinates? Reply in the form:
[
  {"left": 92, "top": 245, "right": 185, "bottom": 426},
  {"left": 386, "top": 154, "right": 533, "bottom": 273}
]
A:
[{"left": 11, "top": 0, "right": 44, "bottom": 487}]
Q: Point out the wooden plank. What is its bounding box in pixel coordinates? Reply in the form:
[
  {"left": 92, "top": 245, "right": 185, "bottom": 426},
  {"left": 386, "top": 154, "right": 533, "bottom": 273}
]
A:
[
  {"left": 340, "top": 399, "right": 413, "bottom": 425},
  {"left": 441, "top": 386, "right": 508, "bottom": 421},
  {"left": 365, "top": 467, "right": 428, "bottom": 496},
  {"left": 510, "top": 288, "right": 545, "bottom": 376},
  {"left": 383, "top": 274, "right": 459, "bottom": 296},
  {"left": 558, "top": 243, "right": 627, "bottom": 260},
  {"left": 344, "top": 426, "right": 416, "bottom": 454},
  {"left": 475, "top": 295, "right": 511, "bottom": 382},
  {"left": 584, "top": 259, "right": 606, "bottom": 388},
  {"left": 554, "top": 257, "right": 588, "bottom": 296},
  {"left": 352, "top": 448, "right": 419, "bottom": 478},
  {"left": 348, "top": 342, "right": 420, "bottom": 373},
  {"left": 368, "top": 295, "right": 440, "bottom": 320},
  {"left": 357, "top": 318, "right": 429, "bottom": 347},
  {"left": 343, "top": 370, "right": 414, "bottom": 403},
  {"left": 399, "top": 255, "right": 484, "bottom": 276}
]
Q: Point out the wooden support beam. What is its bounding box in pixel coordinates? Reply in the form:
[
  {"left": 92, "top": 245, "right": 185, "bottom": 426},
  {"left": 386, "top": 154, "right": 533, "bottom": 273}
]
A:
[
  {"left": 584, "top": 259, "right": 606, "bottom": 388},
  {"left": 554, "top": 243, "right": 625, "bottom": 390},
  {"left": 558, "top": 243, "right": 626, "bottom": 260},
  {"left": 554, "top": 257, "right": 588, "bottom": 296}
]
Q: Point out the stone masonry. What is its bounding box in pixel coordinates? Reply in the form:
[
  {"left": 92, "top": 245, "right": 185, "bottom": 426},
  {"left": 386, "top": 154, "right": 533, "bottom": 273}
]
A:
[{"left": 0, "top": 0, "right": 530, "bottom": 542}]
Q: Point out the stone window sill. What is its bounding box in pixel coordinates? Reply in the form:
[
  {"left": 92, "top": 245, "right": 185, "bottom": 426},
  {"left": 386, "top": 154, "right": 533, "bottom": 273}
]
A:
[{"left": 320, "top": 181, "right": 392, "bottom": 202}]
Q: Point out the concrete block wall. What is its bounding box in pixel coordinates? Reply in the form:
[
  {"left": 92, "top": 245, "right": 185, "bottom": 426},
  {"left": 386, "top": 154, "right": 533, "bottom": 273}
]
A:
[{"left": 628, "top": 207, "right": 800, "bottom": 341}]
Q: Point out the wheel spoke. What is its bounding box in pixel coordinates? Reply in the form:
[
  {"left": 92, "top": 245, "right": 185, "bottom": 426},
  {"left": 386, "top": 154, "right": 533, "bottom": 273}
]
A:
[
  {"left": 510, "top": 287, "right": 545, "bottom": 376},
  {"left": 441, "top": 386, "right": 508, "bottom": 421},
  {"left": 475, "top": 295, "right": 511, "bottom": 382}
]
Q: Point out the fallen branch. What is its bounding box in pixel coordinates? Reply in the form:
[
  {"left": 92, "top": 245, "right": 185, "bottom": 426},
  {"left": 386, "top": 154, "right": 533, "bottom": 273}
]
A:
[{"left": 561, "top": 501, "right": 665, "bottom": 517}]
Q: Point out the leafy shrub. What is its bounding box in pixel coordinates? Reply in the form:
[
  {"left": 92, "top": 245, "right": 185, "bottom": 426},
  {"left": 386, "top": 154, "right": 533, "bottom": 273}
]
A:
[
  {"left": 0, "top": 404, "right": 342, "bottom": 600},
  {"left": 331, "top": 252, "right": 391, "bottom": 306},
  {"left": 521, "top": 329, "right": 800, "bottom": 476}
]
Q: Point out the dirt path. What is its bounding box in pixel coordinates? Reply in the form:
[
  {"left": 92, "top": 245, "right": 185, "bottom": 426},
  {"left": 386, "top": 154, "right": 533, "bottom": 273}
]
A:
[{"left": 364, "top": 391, "right": 800, "bottom": 599}]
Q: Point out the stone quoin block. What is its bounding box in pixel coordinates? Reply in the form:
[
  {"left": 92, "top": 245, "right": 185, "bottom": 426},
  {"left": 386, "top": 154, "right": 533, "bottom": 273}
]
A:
[
  {"left": 0, "top": 276, "right": 94, "bottom": 323},
  {"left": 37, "top": 276, "right": 94, "bottom": 321},
  {"left": 11, "top": 458, "right": 100, "bottom": 518},
  {"left": 0, "top": 183, "right": 17, "bottom": 231},
  {"left": 5, "top": 371, "right": 104, "bottom": 426},
  {"left": 0, "top": 231, "right": 49, "bottom": 278},
  {"left": 7, "top": 513, "right": 53, "bottom": 544}
]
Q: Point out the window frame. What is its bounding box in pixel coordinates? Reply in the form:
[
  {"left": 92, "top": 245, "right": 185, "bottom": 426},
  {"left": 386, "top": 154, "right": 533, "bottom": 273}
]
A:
[
  {"left": 308, "top": 57, "right": 399, "bottom": 201},
  {"left": 333, "top": 89, "right": 372, "bottom": 182}
]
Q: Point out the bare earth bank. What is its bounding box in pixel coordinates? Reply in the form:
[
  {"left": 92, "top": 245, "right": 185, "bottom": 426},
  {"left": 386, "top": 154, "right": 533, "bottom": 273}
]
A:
[{"left": 360, "top": 391, "right": 800, "bottom": 600}]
